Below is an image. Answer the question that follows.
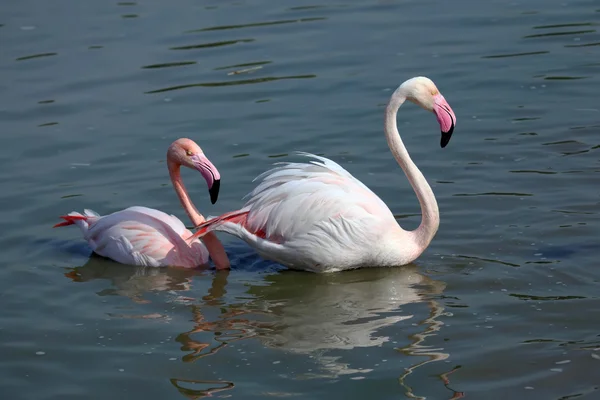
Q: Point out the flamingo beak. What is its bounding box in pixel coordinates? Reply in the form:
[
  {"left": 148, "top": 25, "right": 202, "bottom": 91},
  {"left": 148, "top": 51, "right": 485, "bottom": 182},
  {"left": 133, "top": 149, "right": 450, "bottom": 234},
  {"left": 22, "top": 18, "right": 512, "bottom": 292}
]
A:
[
  {"left": 433, "top": 94, "right": 456, "bottom": 148},
  {"left": 191, "top": 154, "right": 221, "bottom": 204},
  {"left": 441, "top": 124, "right": 454, "bottom": 149},
  {"left": 209, "top": 180, "right": 220, "bottom": 204}
]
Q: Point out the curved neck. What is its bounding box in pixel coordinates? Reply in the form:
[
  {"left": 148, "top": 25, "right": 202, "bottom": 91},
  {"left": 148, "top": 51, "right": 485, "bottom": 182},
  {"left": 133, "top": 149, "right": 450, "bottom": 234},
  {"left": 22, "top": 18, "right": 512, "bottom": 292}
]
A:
[
  {"left": 168, "top": 161, "right": 230, "bottom": 269},
  {"left": 385, "top": 88, "right": 439, "bottom": 250},
  {"left": 168, "top": 162, "right": 203, "bottom": 226}
]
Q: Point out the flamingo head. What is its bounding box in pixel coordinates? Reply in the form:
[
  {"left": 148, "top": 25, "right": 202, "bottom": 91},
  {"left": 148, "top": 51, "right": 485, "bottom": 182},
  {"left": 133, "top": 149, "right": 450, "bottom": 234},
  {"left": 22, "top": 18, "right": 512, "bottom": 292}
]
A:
[
  {"left": 401, "top": 76, "right": 457, "bottom": 148},
  {"left": 168, "top": 138, "right": 221, "bottom": 204}
]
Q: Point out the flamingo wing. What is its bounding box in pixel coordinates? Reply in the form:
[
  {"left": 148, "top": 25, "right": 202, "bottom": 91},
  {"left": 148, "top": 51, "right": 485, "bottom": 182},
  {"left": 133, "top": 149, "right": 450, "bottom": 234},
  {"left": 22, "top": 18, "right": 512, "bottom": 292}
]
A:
[
  {"left": 82, "top": 207, "right": 206, "bottom": 267},
  {"left": 240, "top": 153, "right": 396, "bottom": 241},
  {"left": 191, "top": 153, "right": 397, "bottom": 267},
  {"left": 190, "top": 153, "right": 407, "bottom": 271}
]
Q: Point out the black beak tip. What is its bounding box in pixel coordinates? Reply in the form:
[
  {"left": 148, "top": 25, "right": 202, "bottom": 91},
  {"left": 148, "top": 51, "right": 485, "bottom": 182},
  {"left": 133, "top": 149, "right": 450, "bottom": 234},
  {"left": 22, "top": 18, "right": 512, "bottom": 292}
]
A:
[
  {"left": 209, "top": 179, "right": 220, "bottom": 204},
  {"left": 440, "top": 124, "right": 455, "bottom": 148}
]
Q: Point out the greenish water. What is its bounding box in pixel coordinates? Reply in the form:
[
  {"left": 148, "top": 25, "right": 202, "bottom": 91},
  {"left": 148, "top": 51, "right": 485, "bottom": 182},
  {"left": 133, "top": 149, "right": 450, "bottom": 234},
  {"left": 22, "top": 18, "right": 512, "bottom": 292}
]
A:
[{"left": 1, "top": 0, "right": 599, "bottom": 399}]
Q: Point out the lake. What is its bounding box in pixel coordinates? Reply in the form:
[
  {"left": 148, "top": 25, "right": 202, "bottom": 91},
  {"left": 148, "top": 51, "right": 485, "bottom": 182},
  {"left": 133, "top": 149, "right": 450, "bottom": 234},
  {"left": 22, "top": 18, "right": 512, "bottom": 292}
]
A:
[{"left": 1, "top": 0, "right": 599, "bottom": 399}]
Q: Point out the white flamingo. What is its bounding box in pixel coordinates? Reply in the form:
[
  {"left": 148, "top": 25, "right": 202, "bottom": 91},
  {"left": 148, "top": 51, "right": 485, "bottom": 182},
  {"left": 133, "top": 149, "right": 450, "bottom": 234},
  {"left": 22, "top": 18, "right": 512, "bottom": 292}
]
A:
[
  {"left": 54, "top": 138, "right": 230, "bottom": 269},
  {"left": 190, "top": 77, "right": 456, "bottom": 272}
]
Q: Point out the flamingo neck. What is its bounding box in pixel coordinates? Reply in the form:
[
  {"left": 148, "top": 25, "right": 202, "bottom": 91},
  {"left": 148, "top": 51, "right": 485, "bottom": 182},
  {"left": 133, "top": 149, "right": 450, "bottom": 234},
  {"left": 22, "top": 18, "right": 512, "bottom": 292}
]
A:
[
  {"left": 384, "top": 87, "right": 439, "bottom": 252},
  {"left": 168, "top": 161, "right": 204, "bottom": 226},
  {"left": 168, "top": 161, "right": 230, "bottom": 269}
]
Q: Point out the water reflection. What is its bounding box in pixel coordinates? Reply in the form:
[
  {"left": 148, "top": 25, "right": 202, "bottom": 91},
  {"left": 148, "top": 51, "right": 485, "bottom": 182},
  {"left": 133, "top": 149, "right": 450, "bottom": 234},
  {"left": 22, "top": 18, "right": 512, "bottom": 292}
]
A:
[
  {"left": 248, "top": 268, "right": 444, "bottom": 352},
  {"left": 246, "top": 267, "right": 455, "bottom": 397},
  {"left": 65, "top": 258, "right": 455, "bottom": 397},
  {"left": 173, "top": 270, "right": 261, "bottom": 364},
  {"left": 170, "top": 378, "right": 234, "bottom": 400},
  {"left": 396, "top": 287, "right": 461, "bottom": 399},
  {"left": 64, "top": 255, "right": 200, "bottom": 305}
]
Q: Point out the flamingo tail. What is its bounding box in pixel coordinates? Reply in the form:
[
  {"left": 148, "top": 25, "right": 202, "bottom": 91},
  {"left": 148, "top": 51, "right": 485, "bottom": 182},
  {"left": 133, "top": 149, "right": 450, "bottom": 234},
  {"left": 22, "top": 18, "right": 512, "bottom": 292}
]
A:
[
  {"left": 53, "top": 215, "right": 88, "bottom": 228},
  {"left": 188, "top": 210, "right": 249, "bottom": 242},
  {"left": 53, "top": 209, "right": 99, "bottom": 228}
]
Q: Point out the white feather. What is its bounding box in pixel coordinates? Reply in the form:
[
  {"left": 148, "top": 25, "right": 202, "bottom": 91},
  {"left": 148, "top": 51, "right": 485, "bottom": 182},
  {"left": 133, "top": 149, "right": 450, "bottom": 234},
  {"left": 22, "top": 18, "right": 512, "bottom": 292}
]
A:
[{"left": 198, "top": 153, "right": 411, "bottom": 272}]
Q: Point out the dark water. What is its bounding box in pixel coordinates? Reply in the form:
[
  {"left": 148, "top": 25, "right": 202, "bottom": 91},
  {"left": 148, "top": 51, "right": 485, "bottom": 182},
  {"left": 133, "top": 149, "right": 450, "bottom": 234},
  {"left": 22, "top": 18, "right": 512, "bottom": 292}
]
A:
[{"left": 1, "top": 0, "right": 599, "bottom": 398}]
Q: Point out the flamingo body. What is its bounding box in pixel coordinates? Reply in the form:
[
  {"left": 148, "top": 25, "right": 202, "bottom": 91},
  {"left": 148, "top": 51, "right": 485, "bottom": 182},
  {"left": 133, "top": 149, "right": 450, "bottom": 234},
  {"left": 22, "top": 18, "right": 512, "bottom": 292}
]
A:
[
  {"left": 194, "top": 154, "right": 421, "bottom": 272},
  {"left": 59, "top": 207, "right": 209, "bottom": 268}
]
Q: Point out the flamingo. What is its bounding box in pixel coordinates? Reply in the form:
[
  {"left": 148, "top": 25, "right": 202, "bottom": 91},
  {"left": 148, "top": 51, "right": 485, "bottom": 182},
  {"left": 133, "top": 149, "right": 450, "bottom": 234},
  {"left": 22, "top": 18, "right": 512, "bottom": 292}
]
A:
[
  {"left": 53, "top": 138, "right": 230, "bottom": 270},
  {"left": 189, "top": 77, "right": 456, "bottom": 273}
]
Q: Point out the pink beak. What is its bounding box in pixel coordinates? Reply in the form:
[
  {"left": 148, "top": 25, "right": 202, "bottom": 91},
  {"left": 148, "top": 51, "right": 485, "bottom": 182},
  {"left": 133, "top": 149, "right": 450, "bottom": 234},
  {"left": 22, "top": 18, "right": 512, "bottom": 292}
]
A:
[
  {"left": 191, "top": 154, "right": 221, "bottom": 204},
  {"left": 433, "top": 94, "right": 456, "bottom": 148}
]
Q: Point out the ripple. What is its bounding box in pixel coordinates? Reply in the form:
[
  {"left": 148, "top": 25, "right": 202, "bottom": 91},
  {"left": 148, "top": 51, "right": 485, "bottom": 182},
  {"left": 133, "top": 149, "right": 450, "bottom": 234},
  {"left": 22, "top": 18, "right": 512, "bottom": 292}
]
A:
[
  {"left": 482, "top": 51, "right": 549, "bottom": 59},
  {"left": 570, "top": 125, "right": 600, "bottom": 130},
  {"left": 453, "top": 192, "right": 533, "bottom": 197},
  {"left": 186, "top": 17, "right": 326, "bottom": 33},
  {"left": 454, "top": 255, "right": 520, "bottom": 267},
  {"left": 145, "top": 75, "right": 316, "bottom": 93},
  {"left": 226, "top": 66, "right": 264, "bottom": 76},
  {"left": 543, "top": 140, "right": 581, "bottom": 146},
  {"left": 170, "top": 38, "right": 254, "bottom": 51},
  {"left": 16, "top": 52, "right": 57, "bottom": 61},
  {"left": 543, "top": 76, "right": 587, "bottom": 80},
  {"left": 565, "top": 42, "right": 600, "bottom": 48},
  {"left": 524, "top": 30, "right": 596, "bottom": 39},
  {"left": 289, "top": 5, "right": 329, "bottom": 10},
  {"left": 214, "top": 60, "right": 272, "bottom": 71},
  {"left": 141, "top": 61, "right": 197, "bottom": 69},
  {"left": 533, "top": 23, "right": 596, "bottom": 29},
  {"left": 509, "top": 170, "right": 557, "bottom": 175},
  {"left": 551, "top": 209, "right": 596, "bottom": 215},
  {"left": 540, "top": 140, "right": 595, "bottom": 156},
  {"left": 509, "top": 294, "right": 586, "bottom": 301},
  {"left": 518, "top": 132, "right": 538, "bottom": 136},
  {"left": 512, "top": 117, "right": 540, "bottom": 122},
  {"left": 562, "top": 149, "right": 590, "bottom": 156}
]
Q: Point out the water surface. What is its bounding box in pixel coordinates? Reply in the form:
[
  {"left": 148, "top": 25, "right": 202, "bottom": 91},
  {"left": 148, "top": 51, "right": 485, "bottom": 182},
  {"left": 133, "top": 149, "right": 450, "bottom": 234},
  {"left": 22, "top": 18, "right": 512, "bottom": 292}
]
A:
[{"left": 1, "top": 0, "right": 599, "bottom": 399}]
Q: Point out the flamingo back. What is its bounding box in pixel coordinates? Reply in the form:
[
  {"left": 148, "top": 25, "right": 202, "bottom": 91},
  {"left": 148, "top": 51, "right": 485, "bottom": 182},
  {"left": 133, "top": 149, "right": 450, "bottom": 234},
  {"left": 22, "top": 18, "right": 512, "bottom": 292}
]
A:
[
  {"left": 77, "top": 206, "right": 209, "bottom": 267},
  {"left": 241, "top": 153, "right": 397, "bottom": 249}
]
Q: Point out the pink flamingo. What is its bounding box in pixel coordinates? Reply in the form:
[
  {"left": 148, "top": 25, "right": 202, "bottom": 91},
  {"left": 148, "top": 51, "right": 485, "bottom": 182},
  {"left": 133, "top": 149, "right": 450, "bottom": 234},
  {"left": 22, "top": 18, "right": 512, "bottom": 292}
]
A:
[
  {"left": 54, "top": 138, "right": 230, "bottom": 270},
  {"left": 189, "top": 77, "right": 456, "bottom": 272}
]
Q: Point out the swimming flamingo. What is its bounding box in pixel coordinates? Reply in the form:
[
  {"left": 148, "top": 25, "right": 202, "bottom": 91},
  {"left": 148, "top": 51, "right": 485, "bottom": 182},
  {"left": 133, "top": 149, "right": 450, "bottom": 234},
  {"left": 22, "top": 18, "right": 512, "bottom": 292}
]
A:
[
  {"left": 54, "top": 138, "right": 230, "bottom": 270},
  {"left": 189, "top": 77, "right": 456, "bottom": 273}
]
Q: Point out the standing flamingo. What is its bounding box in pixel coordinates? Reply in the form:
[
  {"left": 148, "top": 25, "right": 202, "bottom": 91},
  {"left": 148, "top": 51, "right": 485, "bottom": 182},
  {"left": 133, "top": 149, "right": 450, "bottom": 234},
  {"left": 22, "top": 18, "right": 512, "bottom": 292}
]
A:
[
  {"left": 54, "top": 138, "right": 230, "bottom": 270},
  {"left": 189, "top": 77, "right": 456, "bottom": 272}
]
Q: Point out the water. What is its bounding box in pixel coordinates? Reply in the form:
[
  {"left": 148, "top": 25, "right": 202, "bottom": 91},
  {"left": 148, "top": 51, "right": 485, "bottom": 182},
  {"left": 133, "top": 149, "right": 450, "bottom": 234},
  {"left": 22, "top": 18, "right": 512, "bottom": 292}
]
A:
[{"left": 1, "top": 0, "right": 599, "bottom": 398}]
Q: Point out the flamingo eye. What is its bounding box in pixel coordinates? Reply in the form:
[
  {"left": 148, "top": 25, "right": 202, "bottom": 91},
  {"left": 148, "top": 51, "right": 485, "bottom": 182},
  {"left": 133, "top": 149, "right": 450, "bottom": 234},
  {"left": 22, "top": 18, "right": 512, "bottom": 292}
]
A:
[{"left": 186, "top": 150, "right": 194, "bottom": 156}]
